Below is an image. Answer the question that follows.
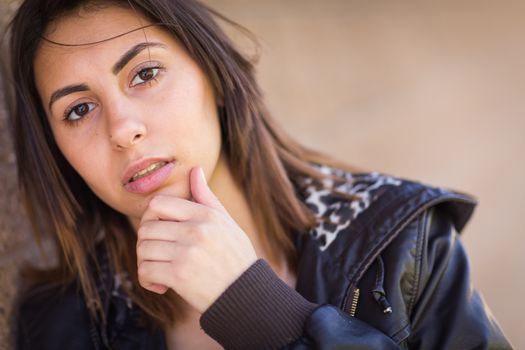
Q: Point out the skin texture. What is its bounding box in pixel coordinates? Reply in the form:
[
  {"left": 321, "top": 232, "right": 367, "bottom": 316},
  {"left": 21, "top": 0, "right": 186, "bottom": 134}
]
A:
[
  {"left": 34, "top": 6, "right": 222, "bottom": 221},
  {"left": 33, "top": 5, "right": 260, "bottom": 315}
]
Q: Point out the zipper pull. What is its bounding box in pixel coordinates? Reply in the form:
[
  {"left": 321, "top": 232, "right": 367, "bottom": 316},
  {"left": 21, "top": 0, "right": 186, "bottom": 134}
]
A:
[
  {"left": 372, "top": 256, "right": 393, "bottom": 314},
  {"left": 372, "top": 291, "right": 393, "bottom": 314}
]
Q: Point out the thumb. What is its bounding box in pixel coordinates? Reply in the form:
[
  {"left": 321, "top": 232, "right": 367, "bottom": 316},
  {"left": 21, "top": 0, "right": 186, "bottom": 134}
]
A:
[{"left": 189, "top": 166, "right": 224, "bottom": 210}]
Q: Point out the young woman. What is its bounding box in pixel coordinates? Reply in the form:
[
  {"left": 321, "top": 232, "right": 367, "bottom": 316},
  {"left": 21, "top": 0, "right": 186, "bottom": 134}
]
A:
[{"left": 8, "top": 0, "right": 512, "bottom": 349}]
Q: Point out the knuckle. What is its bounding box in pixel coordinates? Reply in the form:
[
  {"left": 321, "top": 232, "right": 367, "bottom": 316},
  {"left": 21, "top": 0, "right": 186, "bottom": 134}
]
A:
[
  {"left": 202, "top": 208, "right": 217, "bottom": 221},
  {"left": 148, "top": 195, "right": 165, "bottom": 212},
  {"left": 137, "top": 225, "right": 149, "bottom": 240},
  {"left": 187, "top": 223, "right": 200, "bottom": 236},
  {"left": 191, "top": 224, "right": 208, "bottom": 244},
  {"left": 136, "top": 242, "right": 142, "bottom": 256},
  {"left": 136, "top": 240, "right": 146, "bottom": 255},
  {"left": 137, "top": 261, "right": 149, "bottom": 278}
]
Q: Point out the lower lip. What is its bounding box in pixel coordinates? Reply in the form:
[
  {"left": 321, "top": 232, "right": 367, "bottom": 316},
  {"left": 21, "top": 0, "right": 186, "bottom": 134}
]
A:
[{"left": 124, "top": 161, "right": 175, "bottom": 194}]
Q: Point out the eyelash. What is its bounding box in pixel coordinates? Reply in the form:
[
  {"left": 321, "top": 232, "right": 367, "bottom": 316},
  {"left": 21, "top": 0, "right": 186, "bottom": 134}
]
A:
[
  {"left": 130, "top": 63, "right": 166, "bottom": 87},
  {"left": 62, "top": 63, "right": 166, "bottom": 126},
  {"left": 62, "top": 102, "right": 96, "bottom": 126}
]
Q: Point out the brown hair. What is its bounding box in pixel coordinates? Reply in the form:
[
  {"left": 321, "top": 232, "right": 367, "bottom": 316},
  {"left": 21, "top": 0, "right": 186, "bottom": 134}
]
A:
[{"left": 7, "top": 0, "right": 358, "bottom": 328}]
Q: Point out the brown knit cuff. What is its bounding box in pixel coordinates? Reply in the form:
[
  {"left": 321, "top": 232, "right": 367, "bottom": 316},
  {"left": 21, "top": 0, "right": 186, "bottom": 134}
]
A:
[{"left": 200, "top": 259, "right": 318, "bottom": 350}]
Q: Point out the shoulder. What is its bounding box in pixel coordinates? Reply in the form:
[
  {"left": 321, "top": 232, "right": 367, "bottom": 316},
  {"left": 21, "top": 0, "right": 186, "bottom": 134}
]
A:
[
  {"left": 294, "top": 164, "right": 477, "bottom": 305},
  {"left": 299, "top": 164, "right": 476, "bottom": 253},
  {"left": 16, "top": 280, "right": 94, "bottom": 350},
  {"left": 296, "top": 165, "right": 480, "bottom": 342}
]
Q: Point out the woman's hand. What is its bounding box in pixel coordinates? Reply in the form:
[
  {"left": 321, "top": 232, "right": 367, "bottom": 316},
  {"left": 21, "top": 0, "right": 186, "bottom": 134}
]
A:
[{"left": 136, "top": 166, "right": 258, "bottom": 313}]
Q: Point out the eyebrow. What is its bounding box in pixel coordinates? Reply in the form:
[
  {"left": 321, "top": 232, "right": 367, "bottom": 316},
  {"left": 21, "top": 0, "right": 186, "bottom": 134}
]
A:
[
  {"left": 48, "top": 42, "right": 167, "bottom": 111},
  {"left": 48, "top": 84, "right": 89, "bottom": 112},
  {"left": 112, "top": 42, "right": 166, "bottom": 75}
]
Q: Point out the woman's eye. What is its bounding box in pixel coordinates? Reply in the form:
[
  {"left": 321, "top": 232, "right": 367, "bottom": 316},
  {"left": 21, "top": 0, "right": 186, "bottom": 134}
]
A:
[
  {"left": 65, "top": 102, "right": 96, "bottom": 122},
  {"left": 130, "top": 67, "right": 160, "bottom": 87}
]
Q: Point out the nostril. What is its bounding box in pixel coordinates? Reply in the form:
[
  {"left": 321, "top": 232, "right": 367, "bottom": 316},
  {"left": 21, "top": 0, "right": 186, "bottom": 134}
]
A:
[
  {"left": 132, "top": 133, "right": 144, "bottom": 143},
  {"left": 110, "top": 129, "right": 145, "bottom": 149}
]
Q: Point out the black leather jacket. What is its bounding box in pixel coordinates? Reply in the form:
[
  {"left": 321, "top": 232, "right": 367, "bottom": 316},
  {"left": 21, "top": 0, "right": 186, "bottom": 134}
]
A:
[{"left": 16, "top": 169, "right": 512, "bottom": 349}]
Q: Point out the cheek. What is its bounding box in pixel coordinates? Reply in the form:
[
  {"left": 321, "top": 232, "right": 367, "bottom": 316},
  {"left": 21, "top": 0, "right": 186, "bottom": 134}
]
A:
[
  {"left": 151, "top": 73, "right": 221, "bottom": 147},
  {"left": 65, "top": 148, "right": 119, "bottom": 209},
  {"left": 54, "top": 132, "right": 109, "bottom": 188},
  {"left": 65, "top": 149, "right": 100, "bottom": 185}
]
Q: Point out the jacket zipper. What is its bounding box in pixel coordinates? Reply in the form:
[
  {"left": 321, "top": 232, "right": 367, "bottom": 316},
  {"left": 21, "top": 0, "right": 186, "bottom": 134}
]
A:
[{"left": 348, "top": 287, "right": 360, "bottom": 317}]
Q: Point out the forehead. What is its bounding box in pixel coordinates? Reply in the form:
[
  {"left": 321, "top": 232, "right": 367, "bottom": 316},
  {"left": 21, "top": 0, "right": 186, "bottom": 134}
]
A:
[
  {"left": 34, "top": 4, "right": 170, "bottom": 75},
  {"left": 43, "top": 5, "right": 150, "bottom": 46},
  {"left": 33, "top": 5, "right": 182, "bottom": 102}
]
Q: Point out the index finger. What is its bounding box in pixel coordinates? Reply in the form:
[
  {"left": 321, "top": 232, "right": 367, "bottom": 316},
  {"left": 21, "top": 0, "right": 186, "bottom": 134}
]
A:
[{"left": 140, "top": 195, "right": 207, "bottom": 225}]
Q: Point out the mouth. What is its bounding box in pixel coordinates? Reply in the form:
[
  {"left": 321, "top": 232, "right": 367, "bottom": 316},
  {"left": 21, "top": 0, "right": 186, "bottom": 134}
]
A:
[
  {"left": 122, "top": 157, "right": 176, "bottom": 194},
  {"left": 128, "top": 161, "right": 168, "bottom": 183}
]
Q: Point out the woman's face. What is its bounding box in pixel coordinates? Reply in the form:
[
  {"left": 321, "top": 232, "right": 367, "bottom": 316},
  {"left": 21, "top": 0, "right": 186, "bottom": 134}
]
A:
[{"left": 33, "top": 5, "right": 223, "bottom": 227}]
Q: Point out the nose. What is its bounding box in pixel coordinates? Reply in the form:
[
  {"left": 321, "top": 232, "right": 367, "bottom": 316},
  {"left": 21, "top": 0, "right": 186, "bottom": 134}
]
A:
[
  {"left": 107, "top": 104, "right": 147, "bottom": 150},
  {"left": 109, "top": 118, "right": 147, "bottom": 150}
]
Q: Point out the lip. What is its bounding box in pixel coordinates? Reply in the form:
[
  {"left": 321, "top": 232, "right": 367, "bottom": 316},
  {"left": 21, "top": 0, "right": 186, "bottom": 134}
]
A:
[{"left": 122, "top": 157, "right": 175, "bottom": 194}]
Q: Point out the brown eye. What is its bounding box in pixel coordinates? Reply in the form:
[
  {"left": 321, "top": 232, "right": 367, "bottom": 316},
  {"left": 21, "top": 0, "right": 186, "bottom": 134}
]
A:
[
  {"left": 75, "top": 104, "right": 89, "bottom": 116},
  {"left": 65, "top": 102, "right": 96, "bottom": 122},
  {"left": 130, "top": 67, "right": 160, "bottom": 87},
  {"left": 139, "top": 68, "right": 154, "bottom": 81}
]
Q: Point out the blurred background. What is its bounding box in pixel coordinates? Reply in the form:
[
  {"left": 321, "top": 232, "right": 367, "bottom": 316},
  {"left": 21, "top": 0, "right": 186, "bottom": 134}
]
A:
[{"left": 1, "top": 0, "right": 523, "bottom": 348}]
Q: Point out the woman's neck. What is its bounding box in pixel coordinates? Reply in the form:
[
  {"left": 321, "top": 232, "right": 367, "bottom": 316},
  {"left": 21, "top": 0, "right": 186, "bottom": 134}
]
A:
[{"left": 209, "top": 153, "right": 277, "bottom": 264}]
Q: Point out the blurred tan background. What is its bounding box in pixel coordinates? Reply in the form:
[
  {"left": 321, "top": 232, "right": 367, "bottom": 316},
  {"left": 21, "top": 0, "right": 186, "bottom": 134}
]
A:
[
  {"left": 205, "top": 1, "right": 524, "bottom": 348},
  {"left": 1, "top": 0, "right": 524, "bottom": 349}
]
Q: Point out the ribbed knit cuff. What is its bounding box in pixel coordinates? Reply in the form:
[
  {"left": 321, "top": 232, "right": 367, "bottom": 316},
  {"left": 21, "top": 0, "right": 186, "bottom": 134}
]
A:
[{"left": 200, "top": 259, "right": 318, "bottom": 350}]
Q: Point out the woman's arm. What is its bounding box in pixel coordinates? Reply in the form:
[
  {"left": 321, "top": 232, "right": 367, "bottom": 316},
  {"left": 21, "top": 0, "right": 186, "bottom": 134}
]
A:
[
  {"left": 200, "top": 206, "right": 513, "bottom": 350},
  {"left": 200, "top": 259, "right": 400, "bottom": 350}
]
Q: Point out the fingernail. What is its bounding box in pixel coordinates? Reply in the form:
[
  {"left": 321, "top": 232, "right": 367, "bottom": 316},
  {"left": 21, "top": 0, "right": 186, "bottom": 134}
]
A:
[{"left": 199, "top": 167, "right": 207, "bottom": 184}]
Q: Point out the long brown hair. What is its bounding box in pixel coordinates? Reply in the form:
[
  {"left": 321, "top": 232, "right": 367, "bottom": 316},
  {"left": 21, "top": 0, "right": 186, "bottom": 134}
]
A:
[{"left": 7, "top": 0, "right": 358, "bottom": 327}]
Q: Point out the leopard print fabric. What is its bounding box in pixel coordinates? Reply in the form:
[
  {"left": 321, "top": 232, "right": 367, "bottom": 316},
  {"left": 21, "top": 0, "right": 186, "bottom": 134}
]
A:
[{"left": 302, "top": 165, "right": 402, "bottom": 251}]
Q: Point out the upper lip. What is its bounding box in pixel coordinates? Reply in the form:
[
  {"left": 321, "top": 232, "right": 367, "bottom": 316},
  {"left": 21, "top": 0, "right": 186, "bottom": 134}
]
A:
[{"left": 121, "top": 157, "right": 173, "bottom": 185}]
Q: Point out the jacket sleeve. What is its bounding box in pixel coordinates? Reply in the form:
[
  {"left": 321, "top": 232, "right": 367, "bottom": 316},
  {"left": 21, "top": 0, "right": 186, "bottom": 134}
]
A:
[
  {"left": 283, "top": 305, "right": 401, "bottom": 349},
  {"left": 404, "top": 207, "right": 512, "bottom": 349},
  {"left": 200, "top": 259, "right": 400, "bottom": 350}
]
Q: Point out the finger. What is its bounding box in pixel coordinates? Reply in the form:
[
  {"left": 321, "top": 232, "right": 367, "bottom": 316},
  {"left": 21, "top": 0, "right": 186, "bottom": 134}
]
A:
[
  {"left": 136, "top": 239, "right": 182, "bottom": 264},
  {"left": 137, "top": 220, "right": 194, "bottom": 243},
  {"left": 138, "top": 260, "right": 175, "bottom": 293},
  {"left": 141, "top": 194, "right": 206, "bottom": 225},
  {"left": 147, "top": 283, "right": 169, "bottom": 295},
  {"left": 190, "top": 166, "right": 225, "bottom": 211}
]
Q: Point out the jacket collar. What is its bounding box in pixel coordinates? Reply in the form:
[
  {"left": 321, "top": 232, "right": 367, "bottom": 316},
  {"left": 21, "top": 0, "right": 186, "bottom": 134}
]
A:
[{"left": 294, "top": 167, "right": 477, "bottom": 308}]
